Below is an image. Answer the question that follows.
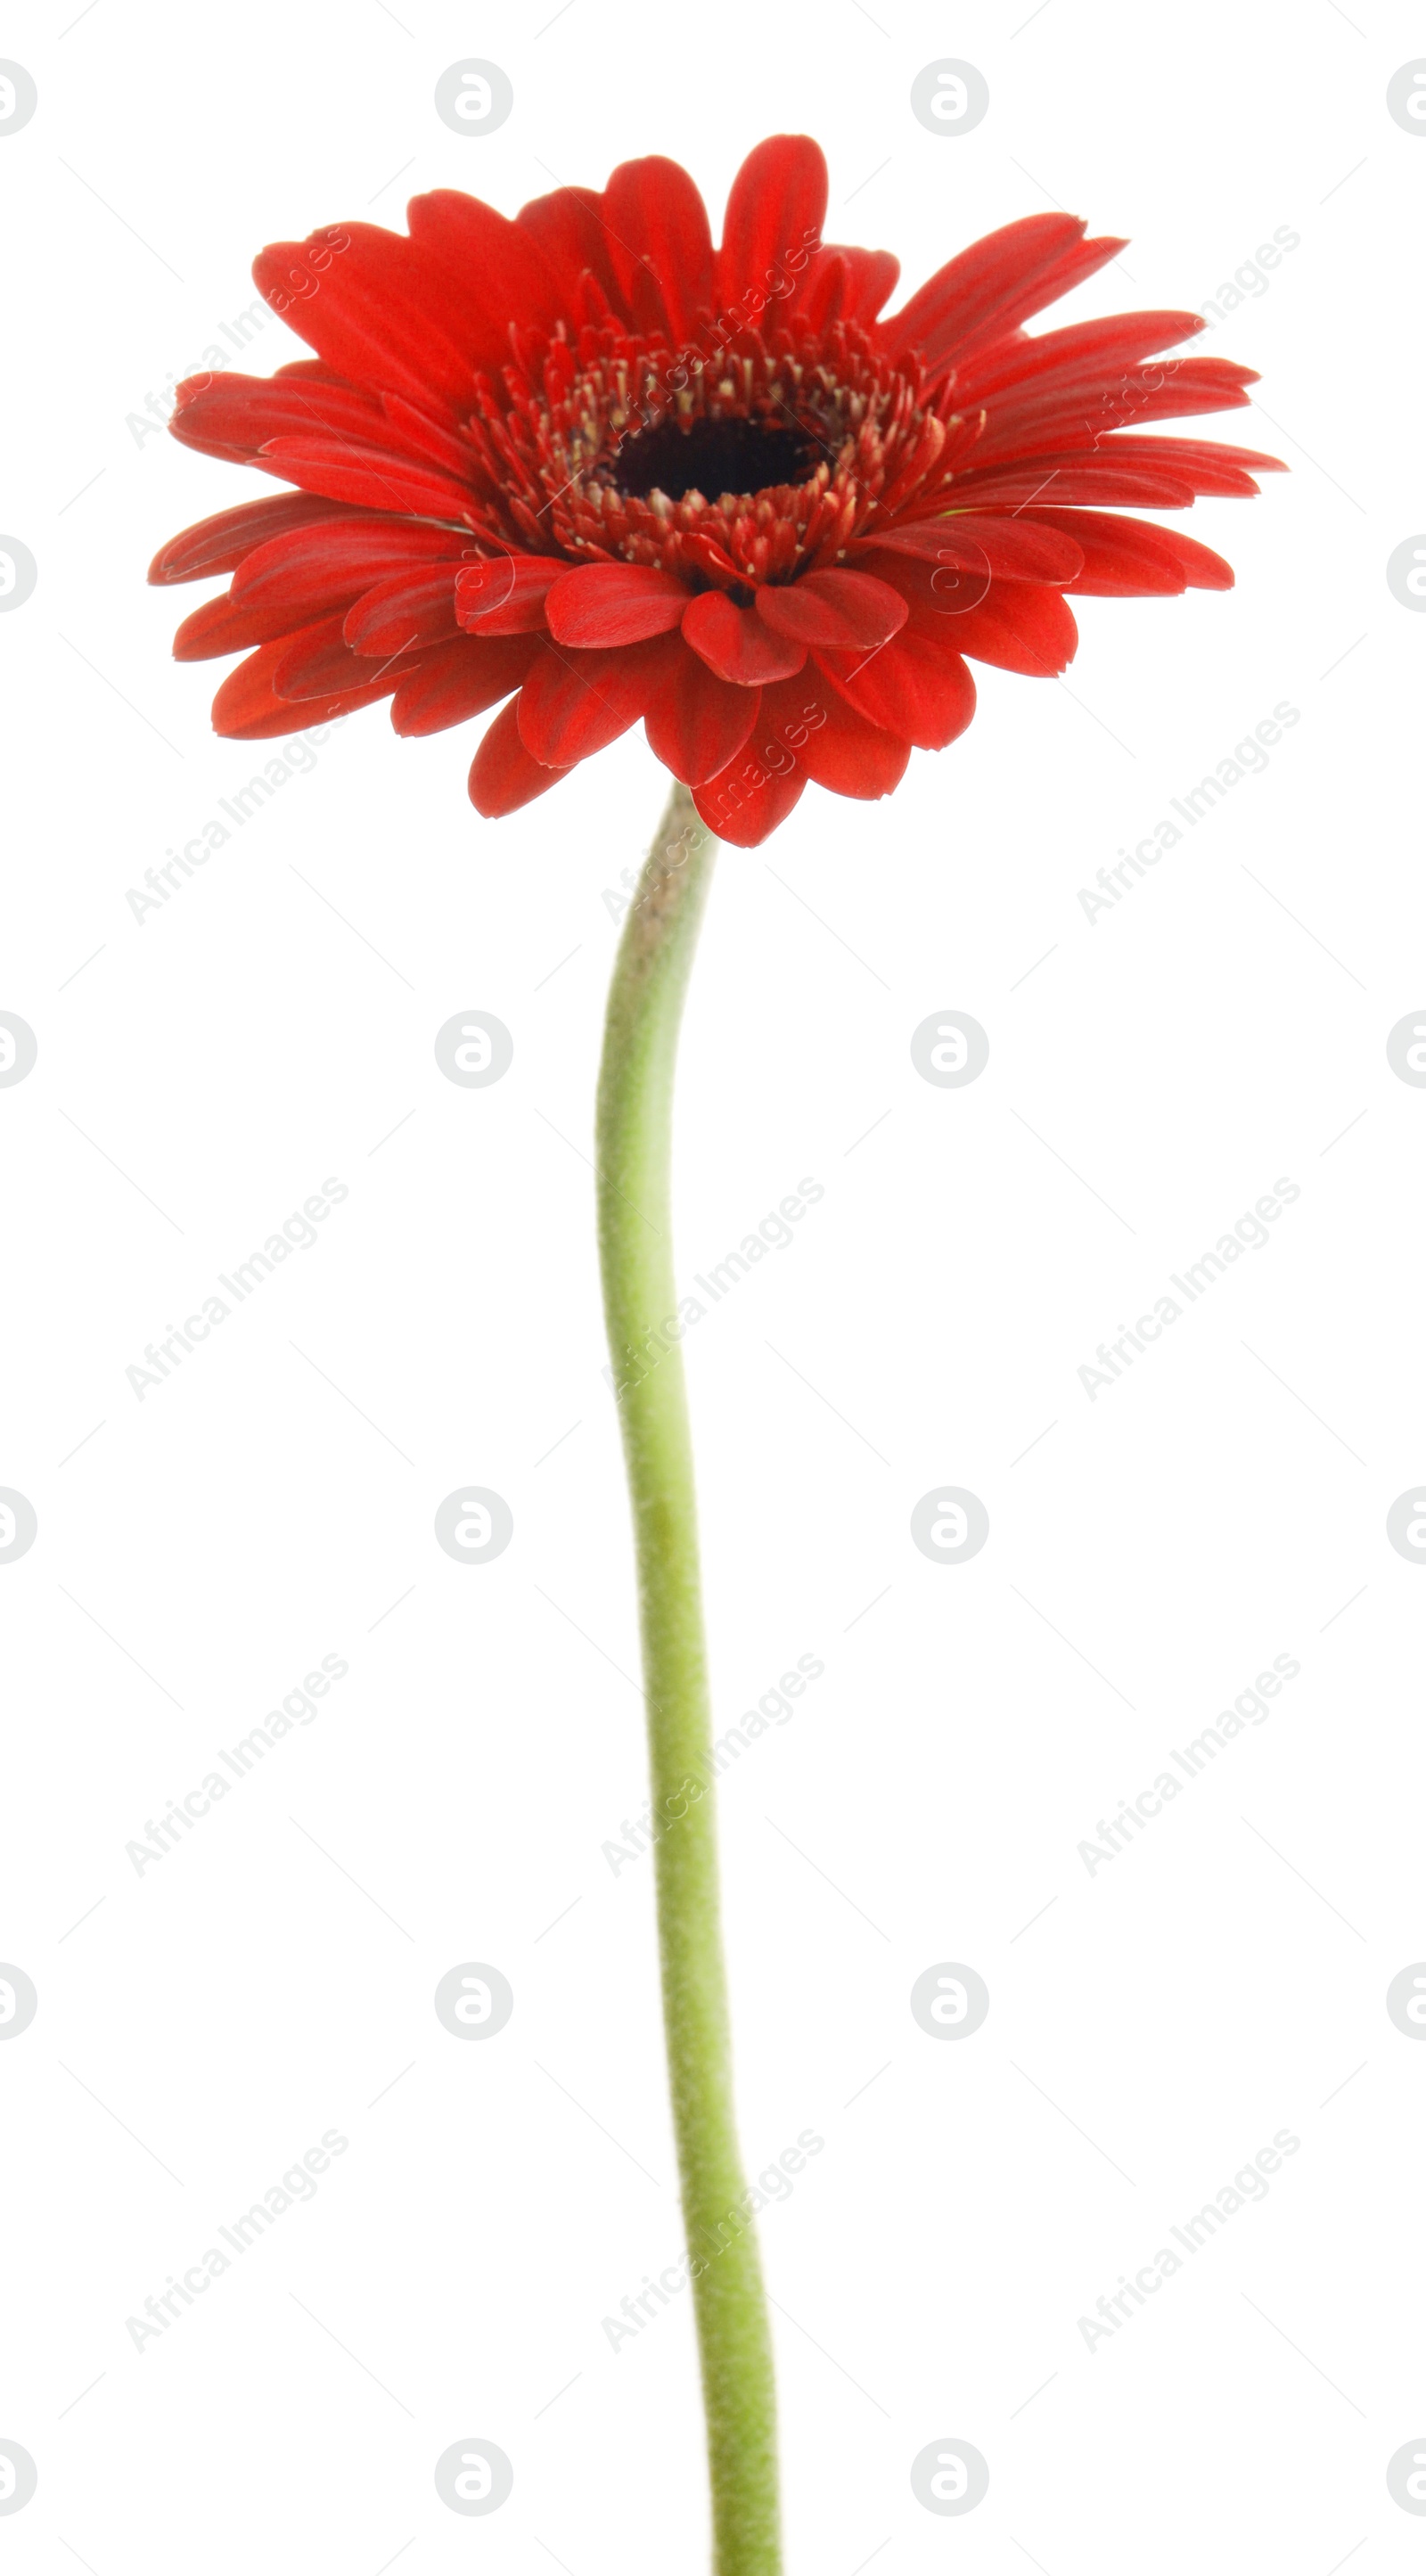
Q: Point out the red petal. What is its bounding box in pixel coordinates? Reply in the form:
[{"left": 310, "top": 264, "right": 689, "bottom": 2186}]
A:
[
  {"left": 405, "top": 190, "right": 564, "bottom": 354},
  {"left": 545, "top": 562, "right": 689, "bottom": 648},
  {"left": 682, "top": 590, "right": 807, "bottom": 685},
  {"left": 677, "top": 530, "right": 747, "bottom": 587},
  {"left": 872, "top": 550, "right": 1103, "bottom": 678},
  {"left": 273, "top": 614, "right": 423, "bottom": 701},
  {"left": 257, "top": 435, "right": 479, "bottom": 521},
  {"left": 168, "top": 370, "right": 383, "bottom": 464},
  {"left": 602, "top": 156, "right": 715, "bottom": 347},
  {"left": 717, "top": 135, "right": 828, "bottom": 319},
  {"left": 148, "top": 493, "right": 348, "bottom": 585},
  {"left": 514, "top": 635, "right": 674, "bottom": 766},
  {"left": 970, "top": 361, "right": 1258, "bottom": 462},
  {"left": 644, "top": 647, "right": 760, "bottom": 785},
  {"left": 859, "top": 513, "right": 1084, "bottom": 583},
  {"left": 947, "top": 233, "right": 1127, "bottom": 369},
  {"left": 691, "top": 668, "right": 906, "bottom": 838},
  {"left": 174, "top": 592, "right": 331, "bottom": 660},
  {"left": 886, "top": 215, "right": 1086, "bottom": 371},
  {"left": 1082, "top": 433, "right": 1284, "bottom": 494},
  {"left": 815, "top": 633, "right": 977, "bottom": 751},
  {"left": 469, "top": 699, "right": 570, "bottom": 816},
  {"left": 391, "top": 635, "right": 538, "bottom": 736},
  {"left": 756, "top": 570, "right": 907, "bottom": 652},
  {"left": 692, "top": 752, "right": 806, "bottom": 847},
  {"left": 251, "top": 224, "right": 475, "bottom": 414},
  {"left": 516, "top": 185, "right": 627, "bottom": 317},
  {"left": 378, "top": 392, "right": 493, "bottom": 486},
  {"left": 343, "top": 566, "right": 462, "bottom": 654},
  {"left": 955, "top": 310, "right": 1208, "bottom": 406},
  {"left": 210, "top": 633, "right": 403, "bottom": 738},
  {"left": 946, "top": 462, "right": 1199, "bottom": 509},
  {"left": 232, "top": 515, "right": 469, "bottom": 610},
  {"left": 795, "top": 243, "right": 899, "bottom": 327},
  {"left": 935, "top": 584, "right": 1078, "bottom": 677},
  {"left": 273, "top": 359, "right": 350, "bottom": 383},
  {"left": 455, "top": 554, "right": 566, "bottom": 635},
  {"left": 798, "top": 250, "right": 852, "bottom": 333},
  {"left": 1152, "top": 529, "right": 1235, "bottom": 591},
  {"left": 783, "top": 681, "right": 909, "bottom": 800},
  {"left": 1021, "top": 508, "right": 1233, "bottom": 595}
]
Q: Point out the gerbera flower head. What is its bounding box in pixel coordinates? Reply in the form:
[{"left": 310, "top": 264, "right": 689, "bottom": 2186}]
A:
[{"left": 151, "top": 135, "right": 1283, "bottom": 846}]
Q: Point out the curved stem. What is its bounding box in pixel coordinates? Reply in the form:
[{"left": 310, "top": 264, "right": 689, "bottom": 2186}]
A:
[{"left": 596, "top": 781, "right": 781, "bottom": 2576}]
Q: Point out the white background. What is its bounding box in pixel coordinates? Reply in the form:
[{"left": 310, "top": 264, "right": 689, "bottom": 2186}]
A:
[{"left": 3, "top": 2, "right": 1423, "bottom": 2569}]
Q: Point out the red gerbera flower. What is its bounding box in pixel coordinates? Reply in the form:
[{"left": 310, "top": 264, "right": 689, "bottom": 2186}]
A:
[{"left": 150, "top": 135, "right": 1283, "bottom": 848}]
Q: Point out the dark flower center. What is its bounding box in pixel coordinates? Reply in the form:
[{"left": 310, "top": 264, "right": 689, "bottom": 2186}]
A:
[
  {"left": 610, "top": 413, "right": 820, "bottom": 504},
  {"left": 468, "top": 320, "right": 960, "bottom": 578}
]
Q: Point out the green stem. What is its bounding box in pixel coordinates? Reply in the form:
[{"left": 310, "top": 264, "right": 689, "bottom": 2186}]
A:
[{"left": 596, "top": 780, "right": 781, "bottom": 2576}]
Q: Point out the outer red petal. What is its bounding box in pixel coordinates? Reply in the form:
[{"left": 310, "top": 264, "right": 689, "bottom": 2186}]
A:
[
  {"left": 256, "top": 436, "right": 478, "bottom": 522},
  {"left": 869, "top": 547, "right": 1084, "bottom": 660},
  {"left": 545, "top": 563, "right": 689, "bottom": 648},
  {"left": 954, "top": 310, "right": 1208, "bottom": 406},
  {"left": 232, "top": 515, "right": 469, "bottom": 610},
  {"left": 789, "top": 684, "right": 909, "bottom": 800},
  {"left": 693, "top": 668, "right": 904, "bottom": 840},
  {"left": 174, "top": 593, "right": 336, "bottom": 660},
  {"left": 971, "top": 362, "right": 1258, "bottom": 462},
  {"left": 947, "top": 232, "right": 1127, "bottom": 366},
  {"left": 602, "top": 156, "right": 715, "bottom": 347},
  {"left": 796, "top": 244, "right": 900, "bottom": 328},
  {"left": 644, "top": 647, "right": 760, "bottom": 785},
  {"left": 885, "top": 215, "right": 1086, "bottom": 370},
  {"left": 931, "top": 584, "right": 1078, "bottom": 677},
  {"left": 405, "top": 190, "right": 565, "bottom": 351},
  {"left": 469, "top": 699, "right": 570, "bottom": 816},
  {"left": 1142, "top": 527, "right": 1236, "bottom": 591},
  {"left": 391, "top": 635, "right": 539, "bottom": 736},
  {"left": 377, "top": 392, "right": 493, "bottom": 485},
  {"left": 717, "top": 135, "right": 828, "bottom": 318},
  {"left": 693, "top": 752, "right": 806, "bottom": 848},
  {"left": 858, "top": 514, "right": 1084, "bottom": 583},
  {"left": 515, "top": 185, "right": 627, "bottom": 317},
  {"left": 756, "top": 570, "right": 906, "bottom": 652},
  {"left": 946, "top": 462, "right": 1200, "bottom": 509},
  {"left": 148, "top": 493, "right": 348, "bottom": 585},
  {"left": 1022, "top": 508, "right": 1233, "bottom": 595},
  {"left": 514, "top": 636, "right": 674, "bottom": 767},
  {"left": 815, "top": 634, "right": 977, "bottom": 751},
  {"left": 455, "top": 554, "right": 566, "bottom": 635},
  {"left": 210, "top": 633, "right": 406, "bottom": 738},
  {"left": 682, "top": 591, "right": 806, "bottom": 684},
  {"left": 168, "top": 372, "right": 384, "bottom": 465},
  {"left": 343, "top": 567, "right": 463, "bottom": 654},
  {"left": 273, "top": 615, "right": 424, "bottom": 701},
  {"left": 251, "top": 224, "right": 475, "bottom": 414},
  {"left": 1079, "top": 435, "right": 1284, "bottom": 494}
]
